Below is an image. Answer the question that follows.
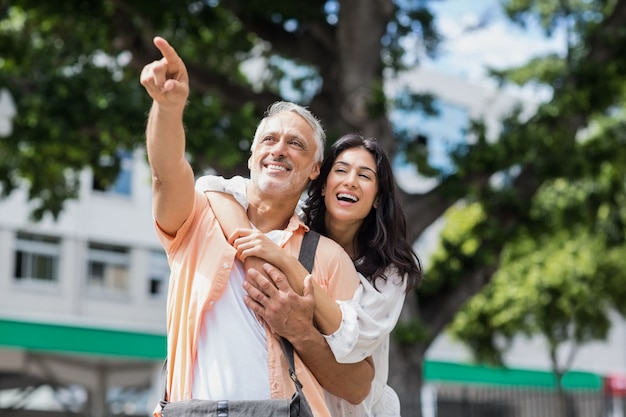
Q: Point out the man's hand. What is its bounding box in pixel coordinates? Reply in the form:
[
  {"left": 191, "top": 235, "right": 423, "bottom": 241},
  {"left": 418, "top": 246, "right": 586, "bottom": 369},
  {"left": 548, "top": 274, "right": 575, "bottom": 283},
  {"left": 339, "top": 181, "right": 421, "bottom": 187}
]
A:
[
  {"left": 243, "top": 263, "right": 316, "bottom": 339},
  {"left": 245, "top": 264, "right": 375, "bottom": 404},
  {"left": 140, "top": 36, "right": 189, "bottom": 108}
]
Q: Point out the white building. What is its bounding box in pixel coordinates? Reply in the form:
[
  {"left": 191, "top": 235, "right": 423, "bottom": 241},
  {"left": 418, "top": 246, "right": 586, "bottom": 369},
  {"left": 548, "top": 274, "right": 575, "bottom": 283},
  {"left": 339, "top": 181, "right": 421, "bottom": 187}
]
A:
[{"left": 0, "top": 90, "right": 168, "bottom": 415}]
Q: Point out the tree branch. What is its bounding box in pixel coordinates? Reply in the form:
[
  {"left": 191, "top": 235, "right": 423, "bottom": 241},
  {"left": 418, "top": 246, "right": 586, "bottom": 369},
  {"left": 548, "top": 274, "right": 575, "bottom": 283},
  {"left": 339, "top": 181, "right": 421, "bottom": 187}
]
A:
[
  {"left": 219, "top": 0, "right": 335, "bottom": 65},
  {"left": 420, "top": 264, "right": 498, "bottom": 344}
]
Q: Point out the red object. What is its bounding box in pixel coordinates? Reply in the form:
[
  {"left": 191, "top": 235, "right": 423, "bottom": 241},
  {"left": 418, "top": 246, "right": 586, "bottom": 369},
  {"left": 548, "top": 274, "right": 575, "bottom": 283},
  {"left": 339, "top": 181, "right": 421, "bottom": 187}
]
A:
[{"left": 604, "top": 374, "right": 626, "bottom": 397}]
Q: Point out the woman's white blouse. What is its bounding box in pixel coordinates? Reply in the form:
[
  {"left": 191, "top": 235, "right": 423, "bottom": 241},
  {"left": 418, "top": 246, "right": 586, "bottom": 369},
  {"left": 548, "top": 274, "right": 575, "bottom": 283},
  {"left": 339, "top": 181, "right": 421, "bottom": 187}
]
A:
[
  {"left": 324, "top": 268, "right": 406, "bottom": 417},
  {"left": 326, "top": 268, "right": 406, "bottom": 363}
]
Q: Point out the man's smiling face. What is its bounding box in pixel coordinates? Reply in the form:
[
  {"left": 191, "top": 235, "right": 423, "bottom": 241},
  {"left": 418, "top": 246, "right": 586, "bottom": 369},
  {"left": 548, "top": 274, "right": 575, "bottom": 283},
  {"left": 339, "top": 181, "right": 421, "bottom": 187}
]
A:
[{"left": 248, "top": 111, "right": 320, "bottom": 198}]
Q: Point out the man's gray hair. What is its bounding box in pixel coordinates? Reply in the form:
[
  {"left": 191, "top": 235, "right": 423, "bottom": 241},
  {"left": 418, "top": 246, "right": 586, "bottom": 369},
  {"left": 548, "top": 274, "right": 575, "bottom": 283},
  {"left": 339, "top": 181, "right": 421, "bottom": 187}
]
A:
[{"left": 250, "top": 101, "right": 326, "bottom": 163}]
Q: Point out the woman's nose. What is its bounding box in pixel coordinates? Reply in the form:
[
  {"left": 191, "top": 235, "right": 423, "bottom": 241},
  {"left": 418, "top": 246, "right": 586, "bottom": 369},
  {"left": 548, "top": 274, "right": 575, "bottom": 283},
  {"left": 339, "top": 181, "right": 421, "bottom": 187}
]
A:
[{"left": 344, "top": 172, "right": 358, "bottom": 187}]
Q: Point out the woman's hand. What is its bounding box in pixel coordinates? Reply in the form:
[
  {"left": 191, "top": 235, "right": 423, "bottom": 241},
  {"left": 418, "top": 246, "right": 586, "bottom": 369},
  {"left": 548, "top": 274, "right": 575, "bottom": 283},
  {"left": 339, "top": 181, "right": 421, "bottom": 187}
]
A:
[{"left": 228, "top": 228, "right": 284, "bottom": 265}]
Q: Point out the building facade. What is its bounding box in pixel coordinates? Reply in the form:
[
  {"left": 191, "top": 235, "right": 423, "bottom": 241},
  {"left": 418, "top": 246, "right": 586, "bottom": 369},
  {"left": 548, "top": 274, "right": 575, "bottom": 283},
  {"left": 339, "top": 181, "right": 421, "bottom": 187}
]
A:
[{"left": 0, "top": 134, "right": 168, "bottom": 415}]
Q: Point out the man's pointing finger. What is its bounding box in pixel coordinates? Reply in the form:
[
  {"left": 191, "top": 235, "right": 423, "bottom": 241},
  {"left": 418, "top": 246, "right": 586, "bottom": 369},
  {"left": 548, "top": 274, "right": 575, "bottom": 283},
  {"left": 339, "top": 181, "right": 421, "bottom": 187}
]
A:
[{"left": 153, "top": 36, "right": 181, "bottom": 64}]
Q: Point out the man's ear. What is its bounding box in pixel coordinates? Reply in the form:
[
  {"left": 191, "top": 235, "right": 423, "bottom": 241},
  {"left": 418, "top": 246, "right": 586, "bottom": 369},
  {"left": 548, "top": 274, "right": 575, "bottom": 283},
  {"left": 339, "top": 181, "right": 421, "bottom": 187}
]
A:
[
  {"left": 247, "top": 155, "right": 252, "bottom": 170},
  {"left": 309, "top": 161, "right": 321, "bottom": 181},
  {"left": 309, "top": 162, "right": 322, "bottom": 181}
]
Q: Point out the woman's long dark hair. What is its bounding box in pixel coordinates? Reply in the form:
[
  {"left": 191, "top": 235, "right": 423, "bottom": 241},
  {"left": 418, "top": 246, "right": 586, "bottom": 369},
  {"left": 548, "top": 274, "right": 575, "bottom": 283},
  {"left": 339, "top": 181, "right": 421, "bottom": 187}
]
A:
[{"left": 303, "top": 133, "right": 422, "bottom": 292}]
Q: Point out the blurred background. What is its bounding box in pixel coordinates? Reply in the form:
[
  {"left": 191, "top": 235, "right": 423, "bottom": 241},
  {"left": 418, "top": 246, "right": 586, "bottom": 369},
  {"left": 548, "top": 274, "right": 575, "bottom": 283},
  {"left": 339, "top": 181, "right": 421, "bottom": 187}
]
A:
[{"left": 1, "top": 0, "right": 626, "bottom": 416}]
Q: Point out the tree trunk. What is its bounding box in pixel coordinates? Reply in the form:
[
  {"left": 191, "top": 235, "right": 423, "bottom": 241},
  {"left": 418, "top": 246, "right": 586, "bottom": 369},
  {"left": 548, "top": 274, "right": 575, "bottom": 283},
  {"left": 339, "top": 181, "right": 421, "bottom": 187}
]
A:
[{"left": 389, "top": 339, "right": 425, "bottom": 417}]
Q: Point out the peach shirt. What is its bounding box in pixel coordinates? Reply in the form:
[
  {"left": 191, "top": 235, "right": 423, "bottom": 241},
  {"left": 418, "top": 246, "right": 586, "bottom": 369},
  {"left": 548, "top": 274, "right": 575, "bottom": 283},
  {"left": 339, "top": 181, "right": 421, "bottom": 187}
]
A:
[{"left": 155, "top": 190, "right": 360, "bottom": 417}]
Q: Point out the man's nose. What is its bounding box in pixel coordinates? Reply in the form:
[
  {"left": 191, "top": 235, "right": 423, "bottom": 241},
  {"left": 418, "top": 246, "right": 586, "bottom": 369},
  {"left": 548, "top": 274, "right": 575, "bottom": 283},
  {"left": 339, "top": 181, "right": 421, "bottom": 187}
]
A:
[{"left": 271, "top": 140, "right": 288, "bottom": 157}]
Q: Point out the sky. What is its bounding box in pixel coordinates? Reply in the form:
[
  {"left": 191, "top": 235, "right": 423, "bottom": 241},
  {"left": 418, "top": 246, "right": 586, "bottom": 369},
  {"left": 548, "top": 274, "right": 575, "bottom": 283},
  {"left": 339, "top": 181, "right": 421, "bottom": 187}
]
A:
[
  {"left": 393, "top": 0, "right": 568, "bottom": 194},
  {"left": 397, "top": 0, "right": 569, "bottom": 259},
  {"left": 422, "top": 0, "right": 566, "bottom": 97}
]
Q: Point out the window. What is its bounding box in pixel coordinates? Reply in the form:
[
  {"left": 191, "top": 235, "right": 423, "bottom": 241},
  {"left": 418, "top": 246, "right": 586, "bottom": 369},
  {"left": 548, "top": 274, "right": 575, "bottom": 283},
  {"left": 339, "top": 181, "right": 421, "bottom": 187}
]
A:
[
  {"left": 87, "top": 243, "right": 130, "bottom": 296},
  {"left": 14, "top": 232, "right": 60, "bottom": 285},
  {"left": 148, "top": 250, "right": 170, "bottom": 298}
]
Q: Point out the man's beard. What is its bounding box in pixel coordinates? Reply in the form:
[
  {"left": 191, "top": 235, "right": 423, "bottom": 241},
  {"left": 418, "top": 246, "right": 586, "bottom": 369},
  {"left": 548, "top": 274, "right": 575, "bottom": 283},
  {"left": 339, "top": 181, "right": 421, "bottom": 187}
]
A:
[
  {"left": 251, "top": 172, "right": 302, "bottom": 196},
  {"left": 250, "top": 162, "right": 311, "bottom": 198}
]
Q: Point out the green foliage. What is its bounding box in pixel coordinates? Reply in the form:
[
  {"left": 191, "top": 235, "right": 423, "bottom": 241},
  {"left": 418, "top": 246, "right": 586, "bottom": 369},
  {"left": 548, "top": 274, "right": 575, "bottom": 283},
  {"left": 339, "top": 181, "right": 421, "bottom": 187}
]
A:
[
  {"left": 448, "top": 170, "right": 626, "bottom": 368},
  {"left": 503, "top": 0, "right": 608, "bottom": 36},
  {"left": 489, "top": 54, "right": 566, "bottom": 87},
  {"left": 0, "top": 6, "right": 150, "bottom": 219},
  {"left": 0, "top": 0, "right": 438, "bottom": 220},
  {"left": 428, "top": 0, "right": 626, "bottom": 365},
  {"left": 419, "top": 203, "right": 486, "bottom": 296},
  {"left": 0, "top": 1, "right": 268, "bottom": 219},
  {"left": 393, "top": 318, "right": 431, "bottom": 345},
  {"left": 385, "top": 0, "right": 441, "bottom": 68},
  {"left": 451, "top": 228, "right": 595, "bottom": 361},
  {"left": 393, "top": 91, "right": 441, "bottom": 176}
]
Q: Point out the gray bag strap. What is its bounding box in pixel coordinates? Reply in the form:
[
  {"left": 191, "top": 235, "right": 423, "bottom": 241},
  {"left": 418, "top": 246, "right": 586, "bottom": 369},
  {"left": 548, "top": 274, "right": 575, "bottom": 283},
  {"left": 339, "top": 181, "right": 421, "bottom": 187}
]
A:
[
  {"left": 298, "top": 231, "right": 320, "bottom": 273},
  {"left": 281, "top": 230, "right": 320, "bottom": 392}
]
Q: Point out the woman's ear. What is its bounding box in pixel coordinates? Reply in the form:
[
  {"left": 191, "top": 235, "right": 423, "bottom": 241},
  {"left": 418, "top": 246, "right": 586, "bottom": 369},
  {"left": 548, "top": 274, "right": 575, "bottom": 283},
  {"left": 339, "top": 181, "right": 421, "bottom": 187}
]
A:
[{"left": 373, "top": 198, "right": 379, "bottom": 209}]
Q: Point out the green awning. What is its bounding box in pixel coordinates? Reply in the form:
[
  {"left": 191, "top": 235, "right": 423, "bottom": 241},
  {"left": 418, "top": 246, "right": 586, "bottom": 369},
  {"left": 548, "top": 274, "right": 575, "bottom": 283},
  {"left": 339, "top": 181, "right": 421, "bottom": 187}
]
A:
[
  {"left": 0, "top": 318, "right": 604, "bottom": 391},
  {"left": 424, "top": 360, "right": 603, "bottom": 390},
  {"left": 0, "top": 318, "right": 166, "bottom": 360}
]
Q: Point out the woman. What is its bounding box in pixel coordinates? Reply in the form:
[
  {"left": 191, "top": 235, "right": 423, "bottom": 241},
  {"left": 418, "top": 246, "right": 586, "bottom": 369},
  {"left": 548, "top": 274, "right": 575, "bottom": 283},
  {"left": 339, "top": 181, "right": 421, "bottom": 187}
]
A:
[{"left": 198, "top": 133, "right": 422, "bottom": 416}]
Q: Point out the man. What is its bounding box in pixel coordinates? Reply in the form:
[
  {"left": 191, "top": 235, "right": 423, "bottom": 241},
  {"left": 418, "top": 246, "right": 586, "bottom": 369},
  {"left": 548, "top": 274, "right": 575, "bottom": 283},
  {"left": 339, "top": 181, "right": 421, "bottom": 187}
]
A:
[{"left": 140, "top": 36, "right": 373, "bottom": 417}]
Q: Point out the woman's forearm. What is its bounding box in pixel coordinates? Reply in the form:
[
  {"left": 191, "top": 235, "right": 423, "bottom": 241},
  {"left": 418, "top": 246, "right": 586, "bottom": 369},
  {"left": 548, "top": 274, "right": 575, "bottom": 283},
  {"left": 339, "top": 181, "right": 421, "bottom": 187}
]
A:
[
  {"left": 245, "top": 256, "right": 343, "bottom": 334},
  {"left": 206, "top": 191, "right": 250, "bottom": 242},
  {"left": 207, "top": 190, "right": 345, "bottom": 334}
]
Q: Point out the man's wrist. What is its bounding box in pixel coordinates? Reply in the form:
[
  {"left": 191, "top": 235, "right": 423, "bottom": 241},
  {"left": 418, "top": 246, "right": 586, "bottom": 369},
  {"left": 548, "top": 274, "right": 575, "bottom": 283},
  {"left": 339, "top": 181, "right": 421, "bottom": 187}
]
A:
[
  {"left": 151, "top": 99, "right": 187, "bottom": 115},
  {"left": 287, "top": 322, "right": 322, "bottom": 350}
]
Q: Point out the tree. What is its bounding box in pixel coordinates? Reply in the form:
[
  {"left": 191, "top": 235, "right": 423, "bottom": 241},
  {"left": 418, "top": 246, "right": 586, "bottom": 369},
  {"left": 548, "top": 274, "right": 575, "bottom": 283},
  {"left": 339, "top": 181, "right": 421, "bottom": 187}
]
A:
[
  {"left": 425, "top": 1, "right": 626, "bottom": 414},
  {"left": 438, "top": 1, "right": 626, "bottom": 415},
  {"left": 0, "top": 0, "right": 440, "bottom": 220},
  {"left": 3, "top": 1, "right": 626, "bottom": 415},
  {"left": 446, "top": 185, "right": 626, "bottom": 416}
]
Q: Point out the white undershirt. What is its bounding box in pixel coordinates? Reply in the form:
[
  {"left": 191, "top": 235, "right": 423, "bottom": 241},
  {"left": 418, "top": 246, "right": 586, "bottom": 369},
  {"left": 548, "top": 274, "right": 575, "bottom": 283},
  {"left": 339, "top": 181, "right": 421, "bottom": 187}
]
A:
[{"left": 191, "top": 230, "right": 285, "bottom": 400}]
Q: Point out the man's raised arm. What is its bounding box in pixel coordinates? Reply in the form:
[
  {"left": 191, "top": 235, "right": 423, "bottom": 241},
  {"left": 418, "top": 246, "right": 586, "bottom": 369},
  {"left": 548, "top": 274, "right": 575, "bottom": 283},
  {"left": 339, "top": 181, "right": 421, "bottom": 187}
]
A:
[{"left": 141, "top": 36, "right": 195, "bottom": 236}]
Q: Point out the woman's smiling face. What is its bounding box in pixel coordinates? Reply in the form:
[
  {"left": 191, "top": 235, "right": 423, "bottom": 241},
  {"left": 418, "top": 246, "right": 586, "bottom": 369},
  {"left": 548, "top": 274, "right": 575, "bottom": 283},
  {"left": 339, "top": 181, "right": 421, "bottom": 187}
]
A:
[{"left": 323, "top": 147, "right": 379, "bottom": 226}]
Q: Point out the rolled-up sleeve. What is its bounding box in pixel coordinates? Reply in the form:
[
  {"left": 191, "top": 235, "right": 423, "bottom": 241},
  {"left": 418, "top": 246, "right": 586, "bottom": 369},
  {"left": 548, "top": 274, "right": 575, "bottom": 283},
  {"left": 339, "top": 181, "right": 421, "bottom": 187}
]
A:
[
  {"left": 324, "top": 268, "right": 407, "bottom": 363},
  {"left": 195, "top": 175, "right": 250, "bottom": 209}
]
